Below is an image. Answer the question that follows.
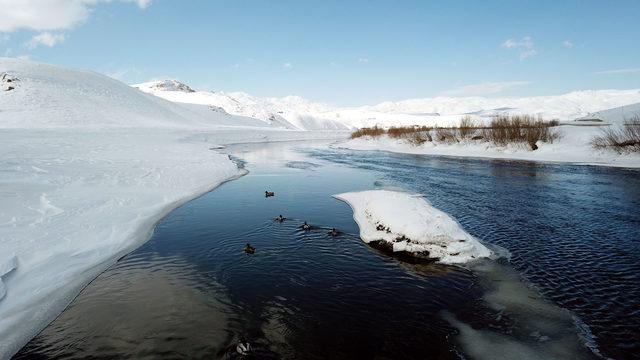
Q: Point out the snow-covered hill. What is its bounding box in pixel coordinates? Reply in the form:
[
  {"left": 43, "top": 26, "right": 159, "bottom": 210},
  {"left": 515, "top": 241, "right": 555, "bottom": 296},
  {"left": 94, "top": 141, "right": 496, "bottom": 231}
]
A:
[
  {"left": 0, "top": 61, "right": 291, "bottom": 130},
  {"left": 134, "top": 81, "right": 348, "bottom": 130},
  {"left": 575, "top": 102, "right": 640, "bottom": 124},
  {"left": 135, "top": 80, "right": 640, "bottom": 129},
  {"left": 0, "top": 58, "right": 344, "bottom": 359}
]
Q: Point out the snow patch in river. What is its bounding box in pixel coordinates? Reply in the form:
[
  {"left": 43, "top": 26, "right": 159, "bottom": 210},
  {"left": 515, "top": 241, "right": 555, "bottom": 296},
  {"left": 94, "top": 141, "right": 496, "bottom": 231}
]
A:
[{"left": 334, "top": 190, "right": 492, "bottom": 264}]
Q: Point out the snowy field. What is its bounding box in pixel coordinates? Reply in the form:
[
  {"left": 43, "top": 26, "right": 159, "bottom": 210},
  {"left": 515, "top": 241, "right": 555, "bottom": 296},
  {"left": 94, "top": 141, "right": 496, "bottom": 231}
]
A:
[
  {"left": 334, "top": 190, "right": 493, "bottom": 264},
  {"left": 0, "top": 58, "right": 346, "bottom": 358}
]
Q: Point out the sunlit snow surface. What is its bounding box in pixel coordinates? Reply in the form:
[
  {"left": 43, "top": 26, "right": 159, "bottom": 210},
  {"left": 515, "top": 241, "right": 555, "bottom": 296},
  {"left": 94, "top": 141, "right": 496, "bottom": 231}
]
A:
[
  {"left": 0, "top": 57, "right": 345, "bottom": 358},
  {"left": 334, "top": 190, "right": 493, "bottom": 264},
  {"left": 136, "top": 79, "right": 640, "bottom": 130}
]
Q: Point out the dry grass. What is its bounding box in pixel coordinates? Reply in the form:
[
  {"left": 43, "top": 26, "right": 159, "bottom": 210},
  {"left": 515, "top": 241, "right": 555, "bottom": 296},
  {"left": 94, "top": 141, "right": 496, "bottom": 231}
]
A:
[
  {"left": 350, "top": 126, "right": 385, "bottom": 139},
  {"left": 591, "top": 116, "right": 640, "bottom": 153},
  {"left": 385, "top": 125, "right": 433, "bottom": 145},
  {"left": 387, "top": 125, "right": 430, "bottom": 138},
  {"left": 435, "top": 127, "right": 458, "bottom": 143},
  {"left": 407, "top": 131, "right": 431, "bottom": 145},
  {"left": 349, "top": 114, "right": 560, "bottom": 150},
  {"left": 458, "top": 115, "right": 478, "bottom": 139},
  {"left": 481, "top": 114, "right": 561, "bottom": 150}
]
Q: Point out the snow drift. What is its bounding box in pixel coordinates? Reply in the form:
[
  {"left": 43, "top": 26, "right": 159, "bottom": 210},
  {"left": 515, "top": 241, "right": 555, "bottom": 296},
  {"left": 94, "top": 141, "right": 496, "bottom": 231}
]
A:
[{"left": 334, "top": 190, "right": 492, "bottom": 264}]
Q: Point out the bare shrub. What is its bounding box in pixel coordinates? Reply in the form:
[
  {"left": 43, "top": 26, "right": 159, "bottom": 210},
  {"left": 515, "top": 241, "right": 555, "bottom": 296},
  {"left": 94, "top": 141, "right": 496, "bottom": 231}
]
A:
[
  {"left": 435, "top": 127, "right": 458, "bottom": 143},
  {"left": 591, "top": 116, "right": 640, "bottom": 153},
  {"left": 350, "top": 126, "right": 385, "bottom": 139},
  {"left": 387, "top": 125, "right": 431, "bottom": 138},
  {"left": 386, "top": 125, "right": 433, "bottom": 145},
  {"left": 408, "top": 131, "right": 431, "bottom": 145},
  {"left": 482, "top": 114, "right": 561, "bottom": 150},
  {"left": 458, "top": 115, "right": 478, "bottom": 139}
]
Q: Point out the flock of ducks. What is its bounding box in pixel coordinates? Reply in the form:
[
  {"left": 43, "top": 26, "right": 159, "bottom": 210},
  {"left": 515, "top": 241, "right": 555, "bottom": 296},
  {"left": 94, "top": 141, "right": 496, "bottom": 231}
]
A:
[
  {"left": 243, "top": 191, "right": 341, "bottom": 254},
  {"left": 234, "top": 190, "right": 343, "bottom": 357}
]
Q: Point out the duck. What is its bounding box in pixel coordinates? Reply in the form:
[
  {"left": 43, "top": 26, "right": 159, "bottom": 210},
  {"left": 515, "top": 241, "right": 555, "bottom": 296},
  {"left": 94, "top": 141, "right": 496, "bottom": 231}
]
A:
[
  {"left": 328, "top": 228, "right": 339, "bottom": 237},
  {"left": 301, "top": 221, "right": 311, "bottom": 231},
  {"left": 244, "top": 243, "right": 256, "bottom": 254},
  {"left": 275, "top": 214, "right": 286, "bottom": 222},
  {"left": 265, "top": 191, "right": 275, "bottom": 197},
  {"left": 236, "top": 338, "right": 252, "bottom": 355}
]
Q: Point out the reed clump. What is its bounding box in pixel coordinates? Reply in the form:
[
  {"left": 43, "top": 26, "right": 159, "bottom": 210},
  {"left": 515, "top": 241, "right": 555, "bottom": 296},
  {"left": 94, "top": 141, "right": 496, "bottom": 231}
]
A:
[
  {"left": 349, "top": 114, "right": 561, "bottom": 150},
  {"left": 481, "top": 114, "right": 561, "bottom": 150},
  {"left": 350, "top": 126, "right": 385, "bottom": 139},
  {"left": 591, "top": 116, "right": 640, "bottom": 153}
]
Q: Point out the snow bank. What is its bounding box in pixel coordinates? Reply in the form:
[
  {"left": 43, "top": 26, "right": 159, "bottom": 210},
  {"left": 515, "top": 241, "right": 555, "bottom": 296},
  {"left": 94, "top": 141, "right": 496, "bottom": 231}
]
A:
[
  {"left": 0, "top": 255, "right": 17, "bottom": 300},
  {"left": 0, "top": 58, "right": 344, "bottom": 358},
  {"left": 334, "top": 190, "right": 492, "bottom": 264},
  {"left": 337, "top": 125, "right": 640, "bottom": 168}
]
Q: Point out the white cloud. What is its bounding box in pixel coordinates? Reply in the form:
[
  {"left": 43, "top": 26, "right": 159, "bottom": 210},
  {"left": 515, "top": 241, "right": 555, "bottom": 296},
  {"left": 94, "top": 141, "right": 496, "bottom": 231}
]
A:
[
  {"left": 282, "top": 62, "right": 292, "bottom": 69},
  {"left": 132, "top": 0, "right": 151, "bottom": 9},
  {"left": 357, "top": 58, "right": 370, "bottom": 63},
  {"left": 0, "top": 0, "right": 152, "bottom": 33},
  {"left": 501, "top": 36, "right": 537, "bottom": 59},
  {"left": 442, "top": 81, "right": 532, "bottom": 96},
  {"left": 594, "top": 68, "right": 640, "bottom": 75},
  {"left": 562, "top": 40, "right": 574, "bottom": 48},
  {"left": 105, "top": 66, "right": 141, "bottom": 80},
  {"left": 25, "top": 32, "right": 65, "bottom": 48}
]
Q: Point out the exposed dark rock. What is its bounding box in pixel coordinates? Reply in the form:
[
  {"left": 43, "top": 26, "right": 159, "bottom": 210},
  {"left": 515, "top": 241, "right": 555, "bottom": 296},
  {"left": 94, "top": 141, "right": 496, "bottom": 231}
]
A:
[{"left": 367, "top": 240, "right": 436, "bottom": 263}]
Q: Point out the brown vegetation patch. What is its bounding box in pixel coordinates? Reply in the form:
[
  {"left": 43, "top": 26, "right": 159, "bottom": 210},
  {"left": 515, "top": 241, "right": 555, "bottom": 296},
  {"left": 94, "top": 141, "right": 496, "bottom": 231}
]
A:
[{"left": 591, "top": 116, "right": 640, "bottom": 153}]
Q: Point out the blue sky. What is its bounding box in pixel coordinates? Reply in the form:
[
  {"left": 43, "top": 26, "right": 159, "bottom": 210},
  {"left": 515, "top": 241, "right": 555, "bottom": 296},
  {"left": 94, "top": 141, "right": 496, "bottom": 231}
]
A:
[{"left": 1, "top": 0, "right": 639, "bottom": 105}]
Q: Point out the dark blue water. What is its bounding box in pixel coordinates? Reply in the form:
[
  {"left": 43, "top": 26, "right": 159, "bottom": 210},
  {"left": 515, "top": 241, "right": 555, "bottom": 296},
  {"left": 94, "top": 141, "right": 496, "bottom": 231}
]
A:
[{"left": 15, "top": 142, "right": 640, "bottom": 360}]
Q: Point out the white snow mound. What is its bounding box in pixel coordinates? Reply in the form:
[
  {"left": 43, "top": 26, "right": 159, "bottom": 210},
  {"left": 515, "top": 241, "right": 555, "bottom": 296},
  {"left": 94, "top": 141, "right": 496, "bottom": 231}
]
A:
[{"left": 334, "top": 190, "right": 492, "bottom": 264}]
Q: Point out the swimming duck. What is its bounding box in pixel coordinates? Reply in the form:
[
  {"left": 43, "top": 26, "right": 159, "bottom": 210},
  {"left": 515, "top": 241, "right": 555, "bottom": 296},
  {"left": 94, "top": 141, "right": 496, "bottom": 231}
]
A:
[
  {"left": 236, "top": 338, "right": 252, "bottom": 355},
  {"left": 328, "top": 228, "right": 339, "bottom": 237},
  {"left": 301, "top": 221, "right": 311, "bottom": 231},
  {"left": 275, "top": 214, "right": 286, "bottom": 222},
  {"left": 244, "top": 243, "right": 256, "bottom": 254},
  {"left": 265, "top": 191, "right": 275, "bottom": 197}
]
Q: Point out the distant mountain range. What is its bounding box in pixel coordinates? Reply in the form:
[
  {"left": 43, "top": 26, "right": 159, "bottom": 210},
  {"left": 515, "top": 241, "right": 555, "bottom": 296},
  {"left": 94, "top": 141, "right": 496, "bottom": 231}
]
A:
[{"left": 135, "top": 80, "right": 640, "bottom": 130}]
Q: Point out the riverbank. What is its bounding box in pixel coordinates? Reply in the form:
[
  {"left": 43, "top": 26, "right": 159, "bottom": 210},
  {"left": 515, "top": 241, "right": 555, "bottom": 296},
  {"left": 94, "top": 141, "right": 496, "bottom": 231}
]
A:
[{"left": 335, "top": 125, "right": 640, "bottom": 168}]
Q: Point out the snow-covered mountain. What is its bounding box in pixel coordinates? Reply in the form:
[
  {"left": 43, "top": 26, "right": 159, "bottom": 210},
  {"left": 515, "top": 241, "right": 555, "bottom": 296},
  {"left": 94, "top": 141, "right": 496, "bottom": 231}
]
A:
[{"left": 135, "top": 80, "right": 640, "bottom": 129}]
